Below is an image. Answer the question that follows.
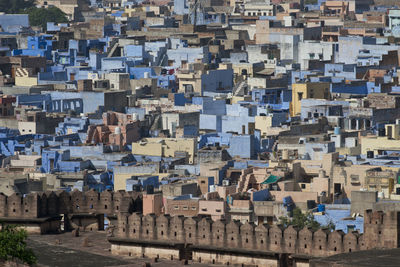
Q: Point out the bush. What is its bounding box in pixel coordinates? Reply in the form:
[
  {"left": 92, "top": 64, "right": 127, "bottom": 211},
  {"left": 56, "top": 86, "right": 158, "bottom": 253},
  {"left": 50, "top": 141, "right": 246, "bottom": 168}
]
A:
[
  {"left": 0, "top": 0, "right": 34, "bottom": 14},
  {"left": 279, "top": 207, "right": 322, "bottom": 231},
  {"left": 0, "top": 224, "right": 37, "bottom": 265},
  {"left": 25, "top": 7, "right": 68, "bottom": 30}
]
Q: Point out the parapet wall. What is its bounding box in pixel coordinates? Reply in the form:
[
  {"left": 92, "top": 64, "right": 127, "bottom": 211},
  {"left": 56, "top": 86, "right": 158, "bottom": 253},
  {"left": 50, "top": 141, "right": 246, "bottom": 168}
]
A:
[
  {"left": 115, "top": 209, "right": 399, "bottom": 258},
  {"left": 0, "top": 189, "right": 142, "bottom": 218}
]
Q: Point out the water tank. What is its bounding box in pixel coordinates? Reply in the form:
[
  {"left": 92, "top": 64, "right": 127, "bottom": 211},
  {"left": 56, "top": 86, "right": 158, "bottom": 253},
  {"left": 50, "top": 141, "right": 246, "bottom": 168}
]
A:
[
  {"left": 378, "top": 191, "right": 384, "bottom": 199},
  {"left": 307, "top": 200, "right": 316, "bottom": 210},
  {"left": 114, "top": 127, "right": 121, "bottom": 134},
  {"left": 80, "top": 113, "right": 85, "bottom": 117},
  {"left": 283, "top": 196, "right": 293, "bottom": 206},
  {"left": 287, "top": 203, "right": 294, "bottom": 212},
  {"left": 367, "top": 151, "right": 374, "bottom": 159},
  {"left": 282, "top": 149, "right": 289, "bottom": 160},
  {"left": 317, "top": 204, "right": 326, "bottom": 212},
  {"left": 131, "top": 185, "right": 141, "bottom": 192},
  {"left": 378, "top": 128, "right": 386, "bottom": 137},
  {"left": 132, "top": 113, "right": 138, "bottom": 121},
  {"left": 146, "top": 185, "right": 154, "bottom": 194},
  {"left": 334, "top": 127, "right": 341, "bottom": 135},
  {"left": 144, "top": 72, "right": 150, "bottom": 79}
]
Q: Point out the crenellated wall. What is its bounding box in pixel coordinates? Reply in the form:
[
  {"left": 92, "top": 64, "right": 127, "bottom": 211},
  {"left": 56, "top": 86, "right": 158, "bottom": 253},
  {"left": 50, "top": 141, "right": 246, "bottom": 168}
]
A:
[
  {"left": 0, "top": 189, "right": 143, "bottom": 219},
  {"left": 113, "top": 209, "right": 399, "bottom": 259}
]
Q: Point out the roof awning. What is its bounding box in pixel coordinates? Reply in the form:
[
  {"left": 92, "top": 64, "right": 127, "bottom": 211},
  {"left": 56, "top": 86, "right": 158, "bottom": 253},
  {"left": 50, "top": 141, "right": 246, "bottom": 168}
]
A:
[{"left": 261, "top": 175, "right": 281, "bottom": 184}]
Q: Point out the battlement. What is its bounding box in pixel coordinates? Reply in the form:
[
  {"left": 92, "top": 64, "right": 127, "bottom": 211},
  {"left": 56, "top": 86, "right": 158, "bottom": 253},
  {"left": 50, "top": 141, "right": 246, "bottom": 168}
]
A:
[
  {"left": 113, "top": 209, "right": 400, "bottom": 258},
  {"left": 0, "top": 189, "right": 143, "bottom": 219}
]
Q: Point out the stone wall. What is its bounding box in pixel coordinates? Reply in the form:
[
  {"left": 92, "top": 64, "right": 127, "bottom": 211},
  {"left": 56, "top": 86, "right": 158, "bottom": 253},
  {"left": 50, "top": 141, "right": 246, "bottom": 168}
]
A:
[
  {"left": 114, "top": 209, "right": 399, "bottom": 259},
  {"left": 0, "top": 189, "right": 142, "bottom": 219}
]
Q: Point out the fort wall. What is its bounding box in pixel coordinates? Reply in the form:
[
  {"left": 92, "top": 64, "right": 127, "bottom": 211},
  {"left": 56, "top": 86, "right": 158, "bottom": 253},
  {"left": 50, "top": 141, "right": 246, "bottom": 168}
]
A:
[{"left": 111, "top": 209, "right": 399, "bottom": 263}]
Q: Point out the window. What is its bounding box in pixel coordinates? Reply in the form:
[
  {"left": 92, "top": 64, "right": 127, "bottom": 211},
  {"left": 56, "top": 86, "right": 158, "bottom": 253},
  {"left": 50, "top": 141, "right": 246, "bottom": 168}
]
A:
[
  {"left": 301, "top": 184, "right": 306, "bottom": 189},
  {"left": 191, "top": 207, "right": 197, "bottom": 210},
  {"left": 174, "top": 206, "right": 179, "bottom": 210},
  {"left": 183, "top": 206, "right": 188, "bottom": 210},
  {"left": 298, "top": 92, "right": 303, "bottom": 101},
  {"left": 216, "top": 209, "right": 221, "bottom": 213}
]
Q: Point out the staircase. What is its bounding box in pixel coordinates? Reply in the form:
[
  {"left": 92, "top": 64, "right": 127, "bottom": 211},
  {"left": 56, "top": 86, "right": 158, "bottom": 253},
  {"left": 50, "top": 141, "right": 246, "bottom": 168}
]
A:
[
  {"left": 237, "top": 169, "right": 254, "bottom": 193},
  {"left": 107, "top": 39, "right": 119, "bottom": 58},
  {"left": 233, "top": 81, "right": 247, "bottom": 96},
  {"left": 158, "top": 51, "right": 168, "bottom": 66}
]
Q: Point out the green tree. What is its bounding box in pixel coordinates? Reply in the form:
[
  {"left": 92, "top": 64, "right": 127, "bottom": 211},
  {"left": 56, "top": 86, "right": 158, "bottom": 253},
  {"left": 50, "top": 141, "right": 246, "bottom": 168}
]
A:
[
  {"left": 0, "top": 224, "right": 37, "bottom": 265},
  {"left": 25, "top": 7, "right": 68, "bottom": 30},
  {"left": 279, "top": 207, "right": 322, "bottom": 231},
  {"left": 0, "top": 0, "right": 34, "bottom": 14}
]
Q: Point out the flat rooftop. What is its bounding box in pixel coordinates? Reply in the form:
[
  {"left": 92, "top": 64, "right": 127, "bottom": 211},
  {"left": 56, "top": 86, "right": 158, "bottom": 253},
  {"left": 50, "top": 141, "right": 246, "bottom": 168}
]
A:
[{"left": 310, "top": 248, "right": 400, "bottom": 267}]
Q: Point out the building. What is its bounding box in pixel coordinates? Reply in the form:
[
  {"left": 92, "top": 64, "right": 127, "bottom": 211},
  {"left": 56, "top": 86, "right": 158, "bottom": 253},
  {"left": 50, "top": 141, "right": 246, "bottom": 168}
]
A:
[
  {"left": 132, "top": 138, "right": 197, "bottom": 164},
  {"left": 290, "top": 82, "right": 331, "bottom": 117}
]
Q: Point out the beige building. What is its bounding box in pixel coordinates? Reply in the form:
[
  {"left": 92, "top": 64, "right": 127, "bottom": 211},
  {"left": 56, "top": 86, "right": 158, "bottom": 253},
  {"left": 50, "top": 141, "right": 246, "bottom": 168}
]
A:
[
  {"left": 255, "top": 115, "right": 275, "bottom": 136},
  {"left": 132, "top": 138, "right": 197, "bottom": 164},
  {"left": 198, "top": 200, "right": 227, "bottom": 221},
  {"left": 15, "top": 76, "right": 38, "bottom": 87},
  {"left": 290, "top": 82, "right": 330, "bottom": 117},
  {"left": 243, "top": 0, "right": 274, "bottom": 17},
  {"left": 365, "top": 169, "right": 397, "bottom": 197},
  {"left": 113, "top": 164, "right": 165, "bottom": 191},
  {"left": 361, "top": 123, "right": 400, "bottom": 156}
]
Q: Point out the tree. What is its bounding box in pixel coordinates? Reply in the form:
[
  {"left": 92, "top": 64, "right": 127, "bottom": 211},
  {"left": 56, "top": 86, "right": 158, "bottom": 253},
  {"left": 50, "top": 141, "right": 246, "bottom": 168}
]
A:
[
  {"left": 25, "top": 7, "right": 68, "bottom": 30},
  {"left": 279, "top": 207, "right": 322, "bottom": 231},
  {"left": 0, "top": 0, "right": 34, "bottom": 14},
  {"left": 0, "top": 224, "right": 37, "bottom": 265}
]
